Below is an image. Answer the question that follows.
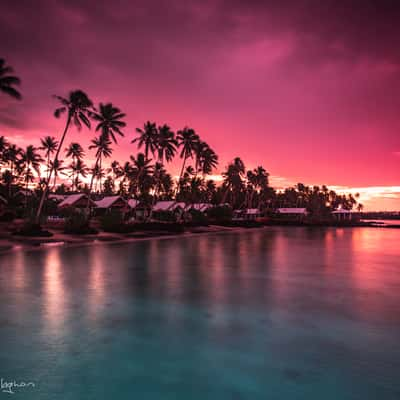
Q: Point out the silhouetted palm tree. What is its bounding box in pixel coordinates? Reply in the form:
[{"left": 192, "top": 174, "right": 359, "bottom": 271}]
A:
[
  {"left": 70, "top": 158, "right": 88, "bottom": 191},
  {"left": 20, "top": 145, "right": 43, "bottom": 207},
  {"left": 0, "top": 136, "right": 9, "bottom": 165},
  {"left": 129, "top": 152, "right": 153, "bottom": 197},
  {"left": 176, "top": 127, "right": 199, "bottom": 193},
  {"left": 2, "top": 143, "right": 21, "bottom": 194},
  {"left": 90, "top": 103, "right": 126, "bottom": 144},
  {"left": 199, "top": 146, "right": 218, "bottom": 176},
  {"left": 133, "top": 121, "right": 158, "bottom": 160},
  {"left": 49, "top": 159, "right": 67, "bottom": 189},
  {"left": 65, "top": 142, "right": 85, "bottom": 190},
  {"left": 221, "top": 157, "right": 246, "bottom": 207},
  {"left": 86, "top": 133, "right": 113, "bottom": 212},
  {"left": 36, "top": 90, "right": 93, "bottom": 222},
  {"left": 40, "top": 136, "right": 58, "bottom": 180},
  {"left": 156, "top": 124, "right": 176, "bottom": 163},
  {"left": 0, "top": 59, "right": 21, "bottom": 100},
  {"left": 147, "top": 124, "right": 177, "bottom": 220}
]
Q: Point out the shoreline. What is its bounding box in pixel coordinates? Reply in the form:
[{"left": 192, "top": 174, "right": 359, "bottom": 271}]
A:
[
  {"left": 0, "top": 225, "right": 262, "bottom": 255},
  {"left": 1, "top": 222, "right": 399, "bottom": 256}
]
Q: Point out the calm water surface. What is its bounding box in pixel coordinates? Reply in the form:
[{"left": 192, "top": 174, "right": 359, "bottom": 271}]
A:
[{"left": 0, "top": 227, "right": 400, "bottom": 399}]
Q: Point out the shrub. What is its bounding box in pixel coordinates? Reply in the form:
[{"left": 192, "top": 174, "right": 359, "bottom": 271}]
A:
[
  {"left": 13, "top": 220, "right": 53, "bottom": 237},
  {"left": 207, "top": 205, "right": 233, "bottom": 222},
  {"left": 153, "top": 210, "right": 177, "bottom": 222},
  {"left": 187, "top": 209, "right": 208, "bottom": 225},
  {"left": 100, "top": 210, "right": 126, "bottom": 233},
  {"left": 64, "top": 212, "right": 97, "bottom": 235},
  {"left": 0, "top": 210, "right": 16, "bottom": 222}
]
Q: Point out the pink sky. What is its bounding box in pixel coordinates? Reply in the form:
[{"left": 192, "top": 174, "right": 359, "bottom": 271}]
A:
[{"left": 1, "top": 0, "right": 399, "bottom": 210}]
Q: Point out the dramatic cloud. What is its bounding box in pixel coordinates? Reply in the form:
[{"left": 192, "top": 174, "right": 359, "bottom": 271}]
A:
[{"left": 1, "top": 0, "right": 399, "bottom": 208}]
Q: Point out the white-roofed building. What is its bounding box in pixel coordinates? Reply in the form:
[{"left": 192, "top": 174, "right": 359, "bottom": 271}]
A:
[
  {"left": 233, "top": 208, "right": 263, "bottom": 220},
  {"left": 277, "top": 208, "right": 308, "bottom": 215},
  {"left": 58, "top": 193, "right": 95, "bottom": 209},
  {"left": 95, "top": 195, "right": 128, "bottom": 210},
  {"left": 153, "top": 201, "right": 186, "bottom": 212},
  {"left": 48, "top": 194, "right": 67, "bottom": 203},
  {"left": 332, "top": 209, "right": 359, "bottom": 221},
  {"left": 186, "top": 203, "right": 213, "bottom": 213},
  {"left": 275, "top": 207, "right": 308, "bottom": 221}
]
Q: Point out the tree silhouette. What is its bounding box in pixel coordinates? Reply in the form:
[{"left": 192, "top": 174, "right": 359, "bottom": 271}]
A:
[
  {"left": 0, "top": 58, "right": 21, "bottom": 100},
  {"left": 36, "top": 90, "right": 93, "bottom": 222}
]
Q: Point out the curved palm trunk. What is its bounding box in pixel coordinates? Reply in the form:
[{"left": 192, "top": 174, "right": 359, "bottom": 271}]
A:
[
  {"left": 46, "top": 153, "right": 51, "bottom": 181},
  {"left": 175, "top": 154, "right": 187, "bottom": 197},
  {"left": 147, "top": 156, "right": 163, "bottom": 222},
  {"left": 85, "top": 155, "right": 100, "bottom": 215},
  {"left": 99, "top": 157, "right": 102, "bottom": 193},
  {"left": 53, "top": 171, "right": 58, "bottom": 190},
  {"left": 221, "top": 184, "right": 230, "bottom": 205},
  {"left": 24, "top": 167, "right": 29, "bottom": 210},
  {"left": 147, "top": 172, "right": 159, "bottom": 222},
  {"left": 71, "top": 155, "right": 76, "bottom": 191},
  {"left": 36, "top": 113, "right": 71, "bottom": 223}
]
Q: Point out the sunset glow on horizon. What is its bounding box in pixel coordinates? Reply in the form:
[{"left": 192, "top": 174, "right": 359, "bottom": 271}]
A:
[{"left": 1, "top": 0, "right": 399, "bottom": 210}]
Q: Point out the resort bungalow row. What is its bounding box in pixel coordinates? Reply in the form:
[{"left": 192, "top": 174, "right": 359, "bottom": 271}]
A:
[{"left": 50, "top": 194, "right": 361, "bottom": 223}]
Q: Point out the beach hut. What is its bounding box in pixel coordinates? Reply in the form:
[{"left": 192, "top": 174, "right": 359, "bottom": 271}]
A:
[
  {"left": 276, "top": 208, "right": 308, "bottom": 221},
  {"left": 153, "top": 201, "right": 186, "bottom": 212},
  {"left": 244, "top": 208, "right": 263, "bottom": 220},
  {"left": 153, "top": 201, "right": 186, "bottom": 221},
  {"left": 95, "top": 195, "right": 129, "bottom": 214},
  {"left": 233, "top": 208, "right": 263, "bottom": 220},
  {"left": 126, "top": 200, "right": 149, "bottom": 221},
  {"left": 331, "top": 209, "right": 360, "bottom": 221},
  {"left": 48, "top": 194, "right": 67, "bottom": 203},
  {"left": 58, "top": 193, "right": 95, "bottom": 209},
  {"left": 185, "top": 203, "right": 213, "bottom": 213}
]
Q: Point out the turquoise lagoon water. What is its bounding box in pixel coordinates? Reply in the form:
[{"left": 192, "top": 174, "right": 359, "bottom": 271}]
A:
[{"left": 0, "top": 227, "right": 400, "bottom": 399}]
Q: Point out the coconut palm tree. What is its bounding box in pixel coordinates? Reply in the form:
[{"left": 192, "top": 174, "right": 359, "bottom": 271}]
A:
[
  {"left": 1, "top": 170, "right": 14, "bottom": 197},
  {"left": 147, "top": 124, "right": 177, "bottom": 220},
  {"left": 158, "top": 167, "right": 174, "bottom": 199},
  {"left": 86, "top": 133, "right": 113, "bottom": 212},
  {"left": 199, "top": 146, "right": 218, "bottom": 176},
  {"left": 221, "top": 157, "right": 246, "bottom": 207},
  {"left": 20, "top": 146, "right": 43, "bottom": 207},
  {"left": 90, "top": 103, "right": 126, "bottom": 144},
  {"left": 2, "top": 143, "right": 21, "bottom": 196},
  {"left": 40, "top": 136, "right": 58, "bottom": 180},
  {"left": 133, "top": 121, "right": 158, "bottom": 160},
  {"left": 156, "top": 124, "right": 176, "bottom": 163},
  {"left": 65, "top": 142, "right": 85, "bottom": 190},
  {"left": 253, "top": 166, "right": 269, "bottom": 208},
  {"left": 49, "top": 159, "right": 67, "bottom": 189},
  {"left": 0, "top": 59, "right": 21, "bottom": 100},
  {"left": 176, "top": 127, "right": 199, "bottom": 193},
  {"left": 70, "top": 158, "right": 88, "bottom": 191},
  {"left": 110, "top": 160, "right": 122, "bottom": 180},
  {"left": 36, "top": 90, "right": 93, "bottom": 222},
  {"left": 84, "top": 102, "right": 126, "bottom": 209},
  {"left": 0, "top": 136, "right": 9, "bottom": 165},
  {"left": 92, "top": 163, "right": 106, "bottom": 193},
  {"left": 129, "top": 152, "right": 153, "bottom": 198}
]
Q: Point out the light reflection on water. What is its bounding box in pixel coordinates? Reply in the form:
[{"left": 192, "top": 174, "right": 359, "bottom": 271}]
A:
[{"left": 0, "top": 227, "right": 399, "bottom": 399}]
